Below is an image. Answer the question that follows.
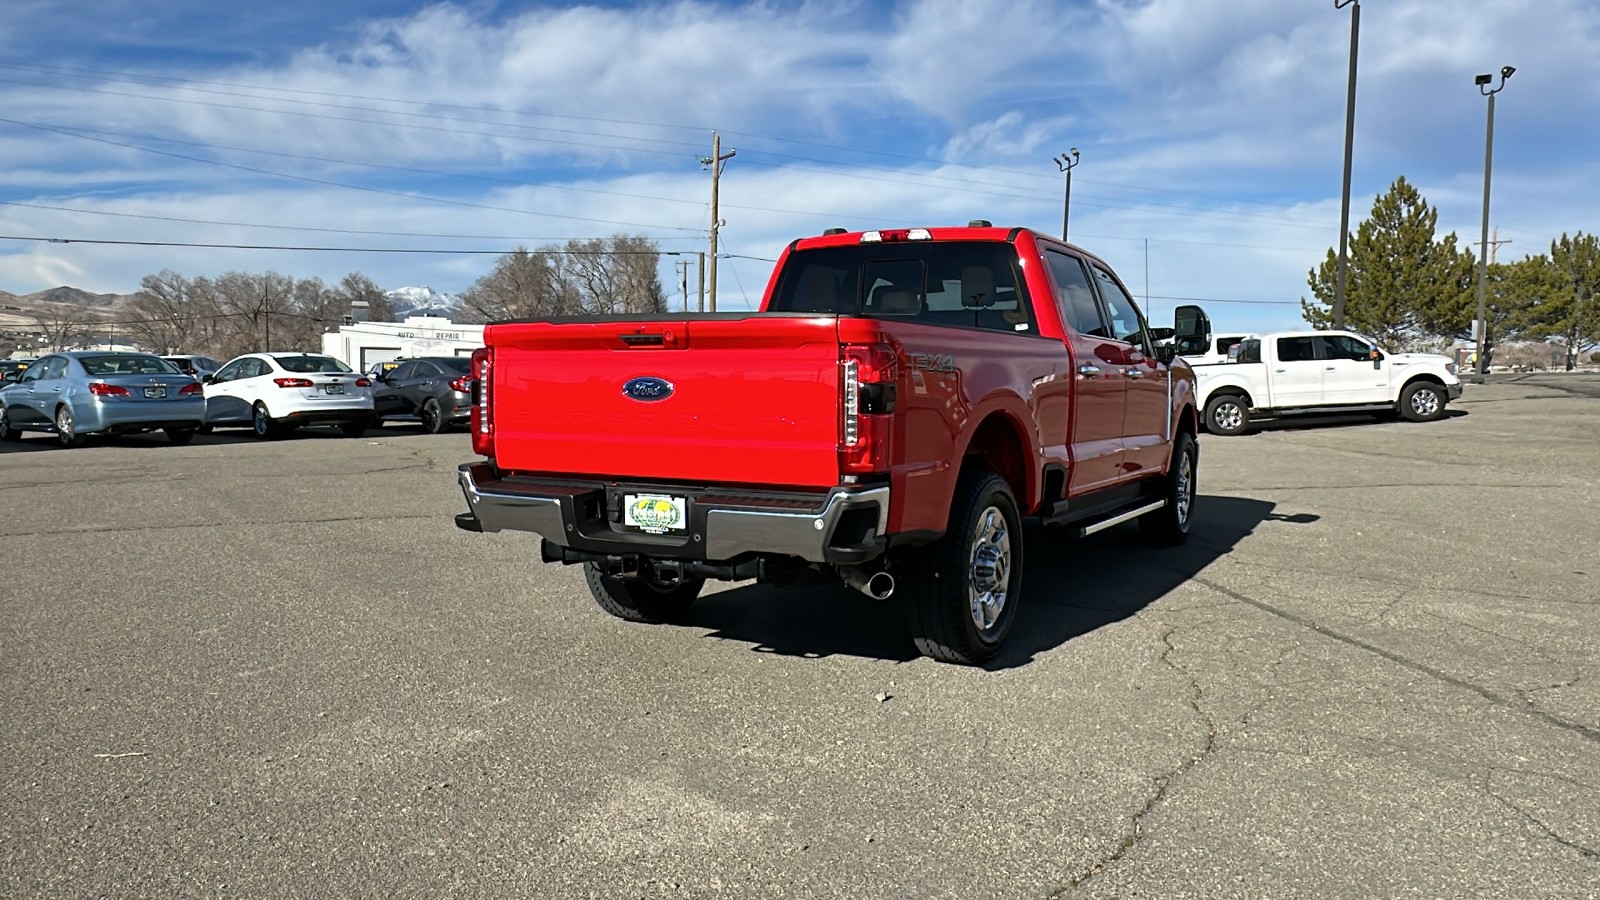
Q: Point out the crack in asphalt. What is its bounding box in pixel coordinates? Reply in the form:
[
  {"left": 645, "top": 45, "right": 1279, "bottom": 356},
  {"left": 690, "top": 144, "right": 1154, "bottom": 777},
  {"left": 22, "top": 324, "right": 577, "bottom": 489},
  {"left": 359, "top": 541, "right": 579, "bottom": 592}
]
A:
[
  {"left": 1189, "top": 575, "right": 1600, "bottom": 746},
  {"left": 1050, "top": 625, "right": 1220, "bottom": 897},
  {"left": 1484, "top": 769, "right": 1600, "bottom": 860}
]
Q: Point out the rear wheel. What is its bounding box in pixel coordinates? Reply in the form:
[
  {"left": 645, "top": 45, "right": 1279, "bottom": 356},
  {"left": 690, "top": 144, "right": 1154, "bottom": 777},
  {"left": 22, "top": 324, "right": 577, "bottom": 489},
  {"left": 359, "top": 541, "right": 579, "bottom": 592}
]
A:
[
  {"left": 251, "top": 402, "right": 280, "bottom": 439},
  {"left": 1140, "top": 431, "right": 1197, "bottom": 546},
  {"left": 420, "top": 398, "right": 449, "bottom": 434},
  {"left": 55, "top": 405, "right": 84, "bottom": 448},
  {"left": 899, "top": 468, "right": 1023, "bottom": 665},
  {"left": 165, "top": 427, "right": 196, "bottom": 445},
  {"left": 1204, "top": 394, "right": 1250, "bottom": 436},
  {"left": 583, "top": 562, "right": 704, "bottom": 623},
  {"left": 1399, "top": 381, "right": 1446, "bottom": 422},
  {"left": 0, "top": 408, "right": 22, "bottom": 442}
]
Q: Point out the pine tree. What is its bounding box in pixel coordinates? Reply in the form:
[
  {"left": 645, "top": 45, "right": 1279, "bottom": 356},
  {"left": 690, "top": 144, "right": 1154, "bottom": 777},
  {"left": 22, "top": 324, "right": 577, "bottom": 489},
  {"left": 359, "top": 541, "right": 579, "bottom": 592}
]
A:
[
  {"left": 1535, "top": 232, "right": 1600, "bottom": 369},
  {"left": 1302, "top": 176, "right": 1474, "bottom": 348}
]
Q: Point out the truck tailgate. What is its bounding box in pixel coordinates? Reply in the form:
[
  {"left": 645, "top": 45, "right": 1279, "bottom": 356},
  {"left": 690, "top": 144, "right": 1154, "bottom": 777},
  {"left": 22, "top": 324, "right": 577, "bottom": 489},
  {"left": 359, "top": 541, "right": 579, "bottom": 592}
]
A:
[{"left": 488, "top": 316, "right": 844, "bottom": 487}]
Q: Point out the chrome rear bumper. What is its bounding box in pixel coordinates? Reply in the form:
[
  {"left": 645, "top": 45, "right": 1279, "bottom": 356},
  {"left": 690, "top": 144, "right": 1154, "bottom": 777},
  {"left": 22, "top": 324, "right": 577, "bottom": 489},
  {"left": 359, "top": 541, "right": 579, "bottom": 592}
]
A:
[{"left": 456, "top": 462, "right": 889, "bottom": 565}]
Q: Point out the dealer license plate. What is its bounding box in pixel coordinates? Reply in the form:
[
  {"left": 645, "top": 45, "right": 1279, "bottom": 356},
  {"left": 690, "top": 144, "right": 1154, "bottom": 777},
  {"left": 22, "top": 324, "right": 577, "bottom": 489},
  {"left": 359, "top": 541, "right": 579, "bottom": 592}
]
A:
[
  {"left": 623, "top": 494, "right": 687, "bottom": 534},
  {"left": 143, "top": 387, "right": 166, "bottom": 399},
  {"left": 324, "top": 384, "right": 345, "bottom": 395}
]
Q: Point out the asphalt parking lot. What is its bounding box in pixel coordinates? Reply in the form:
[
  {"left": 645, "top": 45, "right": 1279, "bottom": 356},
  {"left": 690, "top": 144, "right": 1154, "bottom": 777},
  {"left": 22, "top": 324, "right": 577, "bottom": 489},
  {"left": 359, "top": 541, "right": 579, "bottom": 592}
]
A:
[{"left": 2, "top": 375, "right": 1597, "bottom": 899}]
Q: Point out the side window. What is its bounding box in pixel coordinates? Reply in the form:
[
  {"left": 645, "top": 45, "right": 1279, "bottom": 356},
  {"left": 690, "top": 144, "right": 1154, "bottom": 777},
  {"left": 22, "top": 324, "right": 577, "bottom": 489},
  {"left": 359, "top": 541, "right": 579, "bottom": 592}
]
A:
[
  {"left": 1276, "top": 337, "right": 1319, "bottom": 363},
  {"left": 1045, "top": 251, "right": 1109, "bottom": 338},
  {"left": 242, "top": 359, "right": 268, "bottom": 379},
  {"left": 414, "top": 362, "right": 440, "bottom": 379},
  {"left": 1323, "top": 334, "right": 1371, "bottom": 361},
  {"left": 21, "top": 358, "right": 51, "bottom": 382},
  {"left": 213, "top": 360, "right": 241, "bottom": 382},
  {"left": 1090, "top": 266, "right": 1152, "bottom": 354},
  {"left": 388, "top": 361, "right": 417, "bottom": 381},
  {"left": 44, "top": 357, "right": 68, "bottom": 379}
]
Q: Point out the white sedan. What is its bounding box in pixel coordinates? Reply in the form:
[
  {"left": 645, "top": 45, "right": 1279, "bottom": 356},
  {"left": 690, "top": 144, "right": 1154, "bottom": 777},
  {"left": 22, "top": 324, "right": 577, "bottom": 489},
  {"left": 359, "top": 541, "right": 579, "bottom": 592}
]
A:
[{"left": 202, "top": 352, "right": 375, "bottom": 438}]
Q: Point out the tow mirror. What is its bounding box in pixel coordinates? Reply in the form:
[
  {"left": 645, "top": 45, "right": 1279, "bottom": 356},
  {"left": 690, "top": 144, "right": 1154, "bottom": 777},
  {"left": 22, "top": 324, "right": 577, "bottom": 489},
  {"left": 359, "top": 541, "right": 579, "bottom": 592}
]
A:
[{"left": 1172, "top": 304, "right": 1210, "bottom": 356}]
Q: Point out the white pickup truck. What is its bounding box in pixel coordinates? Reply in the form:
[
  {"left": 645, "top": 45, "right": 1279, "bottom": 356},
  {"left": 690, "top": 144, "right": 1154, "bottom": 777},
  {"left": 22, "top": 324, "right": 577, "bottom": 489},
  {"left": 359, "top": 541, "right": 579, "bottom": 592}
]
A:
[{"left": 1194, "top": 330, "right": 1463, "bottom": 435}]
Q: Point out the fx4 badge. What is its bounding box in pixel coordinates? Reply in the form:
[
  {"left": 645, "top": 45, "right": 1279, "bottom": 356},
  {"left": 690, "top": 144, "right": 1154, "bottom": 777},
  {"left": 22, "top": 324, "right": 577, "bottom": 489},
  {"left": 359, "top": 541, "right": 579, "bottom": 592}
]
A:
[{"left": 906, "top": 352, "right": 957, "bottom": 373}]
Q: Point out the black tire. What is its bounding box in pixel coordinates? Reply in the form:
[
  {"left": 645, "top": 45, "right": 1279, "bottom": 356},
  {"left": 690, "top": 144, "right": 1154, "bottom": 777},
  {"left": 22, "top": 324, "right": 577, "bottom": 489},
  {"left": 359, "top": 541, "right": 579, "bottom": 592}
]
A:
[
  {"left": 899, "top": 468, "right": 1024, "bottom": 666},
  {"left": 1399, "top": 381, "right": 1446, "bottom": 422},
  {"left": 0, "top": 408, "right": 22, "bottom": 442},
  {"left": 340, "top": 419, "right": 368, "bottom": 438},
  {"left": 1140, "top": 431, "right": 1197, "bottom": 546},
  {"left": 1204, "top": 394, "right": 1250, "bottom": 436},
  {"left": 165, "top": 427, "right": 196, "bottom": 445},
  {"left": 251, "top": 402, "right": 280, "bottom": 439},
  {"left": 420, "top": 398, "right": 450, "bottom": 434},
  {"left": 55, "top": 405, "right": 84, "bottom": 448},
  {"left": 583, "top": 562, "right": 704, "bottom": 624}
]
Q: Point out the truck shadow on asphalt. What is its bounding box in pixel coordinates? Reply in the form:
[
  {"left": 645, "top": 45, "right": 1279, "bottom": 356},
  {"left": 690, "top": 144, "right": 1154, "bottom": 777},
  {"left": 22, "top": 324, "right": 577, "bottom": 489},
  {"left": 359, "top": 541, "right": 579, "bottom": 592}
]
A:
[
  {"left": 1235, "top": 408, "right": 1466, "bottom": 436},
  {"left": 683, "top": 495, "right": 1305, "bottom": 668}
]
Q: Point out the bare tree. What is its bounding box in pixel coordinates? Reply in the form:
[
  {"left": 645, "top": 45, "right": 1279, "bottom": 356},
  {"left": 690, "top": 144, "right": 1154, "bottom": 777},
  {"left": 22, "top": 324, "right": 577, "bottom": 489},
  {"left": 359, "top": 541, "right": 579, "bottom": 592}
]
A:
[
  {"left": 459, "top": 248, "right": 566, "bottom": 321},
  {"left": 128, "top": 270, "right": 199, "bottom": 354},
  {"left": 34, "top": 306, "right": 88, "bottom": 351},
  {"left": 334, "top": 272, "right": 395, "bottom": 323}
]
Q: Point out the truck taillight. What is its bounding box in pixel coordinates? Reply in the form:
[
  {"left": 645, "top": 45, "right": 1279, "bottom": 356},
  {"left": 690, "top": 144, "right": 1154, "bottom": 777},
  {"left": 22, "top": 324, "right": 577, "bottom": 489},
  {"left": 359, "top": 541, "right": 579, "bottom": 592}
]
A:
[
  {"left": 840, "top": 343, "right": 897, "bottom": 475},
  {"left": 470, "top": 346, "right": 494, "bottom": 458}
]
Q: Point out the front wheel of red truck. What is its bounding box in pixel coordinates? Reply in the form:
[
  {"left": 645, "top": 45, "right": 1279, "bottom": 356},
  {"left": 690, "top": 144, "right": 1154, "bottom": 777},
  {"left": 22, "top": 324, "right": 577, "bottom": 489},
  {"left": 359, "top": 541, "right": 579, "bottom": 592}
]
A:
[
  {"left": 583, "top": 563, "right": 704, "bottom": 624},
  {"left": 900, "top": 469, "right": 1024, "bottom": 666}
]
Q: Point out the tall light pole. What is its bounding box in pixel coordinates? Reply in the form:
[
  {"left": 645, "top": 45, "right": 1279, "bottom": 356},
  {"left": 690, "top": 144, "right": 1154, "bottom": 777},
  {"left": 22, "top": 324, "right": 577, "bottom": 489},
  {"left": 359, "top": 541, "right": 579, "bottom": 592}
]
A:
[
  {"left": 1333, "top": 0, "right": 1360, "bottom": 330},
  {"left": 1054, "top": 148, "right": 1080, "bottom": 241},
  {"left": 1473, "top": 65, "right": 1514, "bottom": 384}
]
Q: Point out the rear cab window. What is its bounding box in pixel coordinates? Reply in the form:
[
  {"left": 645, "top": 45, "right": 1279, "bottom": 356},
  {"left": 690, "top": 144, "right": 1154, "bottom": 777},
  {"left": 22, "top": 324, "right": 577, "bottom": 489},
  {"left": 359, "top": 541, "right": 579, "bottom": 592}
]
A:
[{"left": 768, "top": 241, "right": 1038, "bottom": 336}]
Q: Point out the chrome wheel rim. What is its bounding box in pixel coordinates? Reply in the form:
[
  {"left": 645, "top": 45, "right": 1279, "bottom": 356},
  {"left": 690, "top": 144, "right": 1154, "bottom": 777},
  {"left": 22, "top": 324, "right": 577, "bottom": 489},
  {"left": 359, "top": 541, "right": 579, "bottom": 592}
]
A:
[
  {"left": 967, "top": 505, "right": 1012, "bottom": 633},
  {"left": 56, "top": 407, "right": 73, "bottom": 443},
  {"left": 1214, "top": 402, "right": 1243, "bottom": 431},
  {"left": 1175, "top": 448, "right": 1194, "bottom": 528},
  {"left": 1410, "top": 389, "right": 1439, "bottom": 416}
]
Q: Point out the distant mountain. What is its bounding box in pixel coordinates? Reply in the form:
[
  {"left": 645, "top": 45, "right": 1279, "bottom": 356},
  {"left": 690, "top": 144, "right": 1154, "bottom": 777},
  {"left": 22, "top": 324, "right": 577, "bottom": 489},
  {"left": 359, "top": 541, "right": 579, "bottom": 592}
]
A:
[
  {"left": 23, "top": 286, "right": 133, "bottom": 307},
  {"left": 385, "top": 285, "right": 462, "bottom": 319}
]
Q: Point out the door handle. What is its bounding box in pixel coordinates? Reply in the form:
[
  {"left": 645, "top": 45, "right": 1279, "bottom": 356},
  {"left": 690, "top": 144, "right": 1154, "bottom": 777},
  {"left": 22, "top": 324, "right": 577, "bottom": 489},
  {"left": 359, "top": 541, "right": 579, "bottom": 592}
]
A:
[
  {"left": 1325, "top": 366, "right": 1336, "bottom": 371},
  {"left": 1274, "top": 369, "right": 1286, "bottom": 374},
  {"left": 1077, "top": 364, "right": 1103, "bottom": 378}
]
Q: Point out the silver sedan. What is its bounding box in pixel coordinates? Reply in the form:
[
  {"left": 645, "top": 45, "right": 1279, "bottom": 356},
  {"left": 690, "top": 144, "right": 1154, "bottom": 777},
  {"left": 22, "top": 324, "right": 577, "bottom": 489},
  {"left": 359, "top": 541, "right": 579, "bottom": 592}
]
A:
[{"left": 0, "top": 351, "right": 205, "bottom": 447}]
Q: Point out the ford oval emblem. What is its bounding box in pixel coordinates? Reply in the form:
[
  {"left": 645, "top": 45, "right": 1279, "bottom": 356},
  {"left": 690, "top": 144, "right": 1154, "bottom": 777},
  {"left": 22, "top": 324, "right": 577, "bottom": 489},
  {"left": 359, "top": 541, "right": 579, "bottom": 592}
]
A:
[{"left": 622, "top": 376, "right": 674, "bottom": 402}]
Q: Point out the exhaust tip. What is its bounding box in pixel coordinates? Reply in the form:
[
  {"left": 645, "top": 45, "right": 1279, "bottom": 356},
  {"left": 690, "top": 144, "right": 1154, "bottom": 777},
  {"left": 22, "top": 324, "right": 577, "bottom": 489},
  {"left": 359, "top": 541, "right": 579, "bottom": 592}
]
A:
[{"left": 864, "top": 571, "right": 895, "bottom": 600}]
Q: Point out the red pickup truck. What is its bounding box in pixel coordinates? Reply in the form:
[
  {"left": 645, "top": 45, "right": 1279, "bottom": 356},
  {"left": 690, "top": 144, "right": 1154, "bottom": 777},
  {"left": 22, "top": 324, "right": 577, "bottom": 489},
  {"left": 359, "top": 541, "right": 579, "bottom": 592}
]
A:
[{"left": 455, "top": 222, "right": 1210, "bottom": 664}]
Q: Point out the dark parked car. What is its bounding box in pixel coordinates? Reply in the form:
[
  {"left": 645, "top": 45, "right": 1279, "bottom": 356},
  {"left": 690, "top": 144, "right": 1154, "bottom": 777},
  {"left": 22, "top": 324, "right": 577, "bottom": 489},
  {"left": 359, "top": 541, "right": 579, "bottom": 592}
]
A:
[
  {"left": 372, "top": 356, "right": 473, "bottom": 433},
  {"left": 1, "top": 358, "right": 36, "bottom": 383},
  {"left": 0, "top": 351, "right": 204, "bottom": 446},
  {"left": 163, "top": 354, "right": 222, "bottom": 379}
]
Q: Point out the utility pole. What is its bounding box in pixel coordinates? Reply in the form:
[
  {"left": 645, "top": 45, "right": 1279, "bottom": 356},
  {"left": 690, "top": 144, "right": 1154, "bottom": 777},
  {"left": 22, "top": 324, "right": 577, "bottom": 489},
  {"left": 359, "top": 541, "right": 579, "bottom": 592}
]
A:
[
  {"left": 697, "top": 252, "right": 706, "bottom": 313},
  {"left": 1053, "top": 148, "right": 1080, "bottom": 241},
  {"left": 1333, "top": 0, "right": 1361, "bottom": 330},
  {"left": 675, "top": 259, "right": 691, "bottom": 312},
  {"left": 700, "top": 132, "right": 736, "bottom": 313}
]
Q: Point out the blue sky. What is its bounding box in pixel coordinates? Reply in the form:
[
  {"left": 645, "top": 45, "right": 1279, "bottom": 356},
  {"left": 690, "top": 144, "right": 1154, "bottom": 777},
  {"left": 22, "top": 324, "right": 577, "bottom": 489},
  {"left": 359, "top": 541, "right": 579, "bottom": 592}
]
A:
[{"left": 2, "top": 0, "right": 1598, "bottom": 335}]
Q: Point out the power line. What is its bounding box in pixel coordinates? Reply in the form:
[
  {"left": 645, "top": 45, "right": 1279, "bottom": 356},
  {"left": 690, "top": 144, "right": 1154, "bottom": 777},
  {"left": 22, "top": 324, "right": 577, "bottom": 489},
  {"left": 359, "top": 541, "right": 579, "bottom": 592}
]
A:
[{"left": 0, "top": 234, "right": 687, "bottom": 255}]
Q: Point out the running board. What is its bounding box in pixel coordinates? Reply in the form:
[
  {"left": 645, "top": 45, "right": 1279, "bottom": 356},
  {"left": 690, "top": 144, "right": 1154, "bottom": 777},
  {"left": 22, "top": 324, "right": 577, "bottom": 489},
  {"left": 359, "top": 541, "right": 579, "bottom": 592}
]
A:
[{"left": 1077, "top": 500, "right": 1166, "bottom": 537}]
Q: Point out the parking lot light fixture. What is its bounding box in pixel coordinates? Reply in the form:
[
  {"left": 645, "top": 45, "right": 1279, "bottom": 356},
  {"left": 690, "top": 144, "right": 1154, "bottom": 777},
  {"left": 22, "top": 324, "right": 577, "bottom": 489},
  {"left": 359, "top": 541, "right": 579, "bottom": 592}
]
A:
[{"left": 1473, "top": 65, "right": 1514, "bottom": 384}]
